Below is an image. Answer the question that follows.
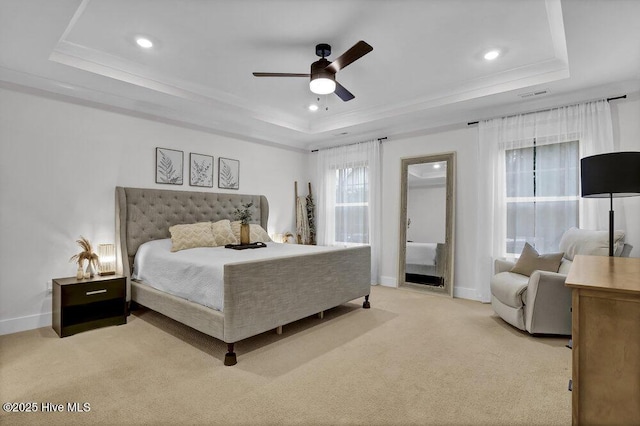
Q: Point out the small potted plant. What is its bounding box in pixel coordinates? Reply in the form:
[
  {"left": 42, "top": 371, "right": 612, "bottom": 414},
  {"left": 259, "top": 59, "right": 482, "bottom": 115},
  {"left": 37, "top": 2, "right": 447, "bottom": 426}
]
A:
[
  {"left": 234, "top": 202, "right": 253, "bottom": 244},
  {"left": 69, "top": 236, "right": 100, "bottom": 279}
]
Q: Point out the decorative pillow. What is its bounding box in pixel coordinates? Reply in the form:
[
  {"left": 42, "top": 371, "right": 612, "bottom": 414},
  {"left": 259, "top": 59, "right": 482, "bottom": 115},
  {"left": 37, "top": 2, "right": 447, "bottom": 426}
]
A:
[
  {"left": 211, "top": 219, "right": 238, "bottom": 246},
  {"left": 230, "top": 221, "right": 272, "bottom": 243},
  {"left": 169, "top": 222, "right": 216, "bottom": 252},
  {"left": 559, "top": 227, "right": 625, "bottom": 261},
  {"left": 510, "top": 243, "right": 564, "bottom": 277}
]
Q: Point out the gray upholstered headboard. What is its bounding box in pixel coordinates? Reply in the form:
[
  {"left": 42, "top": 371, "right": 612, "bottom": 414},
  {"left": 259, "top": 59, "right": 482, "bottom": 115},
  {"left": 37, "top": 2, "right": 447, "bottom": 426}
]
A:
[{"left": 115, "top": 187, "right": 269, "bottom": 289}]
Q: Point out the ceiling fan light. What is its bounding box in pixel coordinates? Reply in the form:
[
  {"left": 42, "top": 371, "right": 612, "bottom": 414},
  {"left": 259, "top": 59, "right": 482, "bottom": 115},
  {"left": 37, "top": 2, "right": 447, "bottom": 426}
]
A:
[{"left": 310, "top": 77, "right": 336, "bottom": 95}]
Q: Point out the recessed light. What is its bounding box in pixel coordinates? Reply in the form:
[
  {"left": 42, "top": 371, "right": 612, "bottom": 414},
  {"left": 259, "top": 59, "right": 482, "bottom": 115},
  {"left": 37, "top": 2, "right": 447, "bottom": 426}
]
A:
[
  {"left": 308, "top": 104, "right": 319, "bottom": 111},
  {"left": 136, "top": 37, "right": 153, "bottom": 49},
  {"left": 484, "top": 49, "right": 500, "bottom": 61},
  {"left": 433, "top": 164, "right": 441, "bottom": 169}
]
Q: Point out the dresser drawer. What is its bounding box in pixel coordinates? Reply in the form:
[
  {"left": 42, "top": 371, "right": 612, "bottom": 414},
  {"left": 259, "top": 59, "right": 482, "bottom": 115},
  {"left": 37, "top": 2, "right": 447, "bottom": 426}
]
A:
[{"left": 61, "top": 278, "right": 125, "bottom": 306}]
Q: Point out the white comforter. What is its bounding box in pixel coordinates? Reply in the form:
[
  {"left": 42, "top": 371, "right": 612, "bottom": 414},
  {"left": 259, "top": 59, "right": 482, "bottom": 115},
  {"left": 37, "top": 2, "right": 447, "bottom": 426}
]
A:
[{"left": 132, "top": 239, "right": 337, "bottom": 312}]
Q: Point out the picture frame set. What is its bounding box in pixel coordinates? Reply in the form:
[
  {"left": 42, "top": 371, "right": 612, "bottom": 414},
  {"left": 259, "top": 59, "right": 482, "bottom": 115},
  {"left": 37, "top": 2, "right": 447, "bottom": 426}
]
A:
[{"left": 155, "top": 147, "right": 239, "bottom": 190}]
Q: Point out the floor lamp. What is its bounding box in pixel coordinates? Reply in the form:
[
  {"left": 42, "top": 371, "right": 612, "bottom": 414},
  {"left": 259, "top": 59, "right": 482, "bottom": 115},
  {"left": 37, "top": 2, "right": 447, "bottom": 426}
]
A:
[{"left": 581, "top": 152, "right": 640, "bottom": 256}]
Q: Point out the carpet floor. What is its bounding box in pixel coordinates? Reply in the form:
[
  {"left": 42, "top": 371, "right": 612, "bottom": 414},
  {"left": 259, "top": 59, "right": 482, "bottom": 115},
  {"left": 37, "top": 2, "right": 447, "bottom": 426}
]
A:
[{"left": 0, "top": 286, "right": 571, "bottom": 425}]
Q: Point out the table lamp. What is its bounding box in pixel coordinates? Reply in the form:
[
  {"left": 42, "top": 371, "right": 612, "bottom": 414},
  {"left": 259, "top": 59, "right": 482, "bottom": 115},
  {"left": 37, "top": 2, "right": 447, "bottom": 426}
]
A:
[
  {"left": 97, "top": 243, "right": 116, "bottom": 275},
  {"left": 581, "top": 151, "right": 640, "bottom": 256}
]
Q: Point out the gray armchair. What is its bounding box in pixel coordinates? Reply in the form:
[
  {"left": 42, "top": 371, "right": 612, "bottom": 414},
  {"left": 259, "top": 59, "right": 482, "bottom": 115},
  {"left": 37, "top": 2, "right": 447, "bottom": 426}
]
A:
[{"left": 490, "top": 228, "right": 632, "bottom": 335}]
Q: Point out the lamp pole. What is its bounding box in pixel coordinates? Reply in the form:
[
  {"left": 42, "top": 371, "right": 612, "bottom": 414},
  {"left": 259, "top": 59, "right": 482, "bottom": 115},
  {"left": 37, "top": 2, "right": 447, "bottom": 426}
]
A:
[{"left": 609, "top": 193, "right": 614, "bottom": 257}]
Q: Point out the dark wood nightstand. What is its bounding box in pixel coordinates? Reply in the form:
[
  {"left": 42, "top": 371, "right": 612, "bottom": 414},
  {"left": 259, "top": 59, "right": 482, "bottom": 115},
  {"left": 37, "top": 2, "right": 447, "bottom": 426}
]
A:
[{"left": 52, "top": 275, "right": 126, "bottom": 337}]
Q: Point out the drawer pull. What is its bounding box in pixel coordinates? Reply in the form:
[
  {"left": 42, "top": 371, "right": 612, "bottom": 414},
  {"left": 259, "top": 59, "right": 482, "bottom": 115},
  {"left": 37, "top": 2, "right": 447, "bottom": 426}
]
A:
[{"left": 86, "top": 289, "right": 107, "bottom": 296}]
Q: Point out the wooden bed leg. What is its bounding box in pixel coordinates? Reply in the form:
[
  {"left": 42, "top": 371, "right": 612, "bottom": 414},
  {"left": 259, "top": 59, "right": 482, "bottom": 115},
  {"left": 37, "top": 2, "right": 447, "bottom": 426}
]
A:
[
  {"left": 317, "top": 311, "right": 324, "bottom": 319},
  {"left": 363, "top": 295, "right": 371, "bottom": 309},
  {"left": 224, "top": 343, "right": 237, "bottom": 366},
  {"left": 276, "top": 325, "right": 283, "bottom": 335}
]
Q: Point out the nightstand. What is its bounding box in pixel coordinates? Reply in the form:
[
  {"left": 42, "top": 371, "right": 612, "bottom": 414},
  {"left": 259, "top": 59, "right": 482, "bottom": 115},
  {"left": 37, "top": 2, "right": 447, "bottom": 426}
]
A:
[{"left": 52, "top": 274, "right": 126, "bottom": 337}]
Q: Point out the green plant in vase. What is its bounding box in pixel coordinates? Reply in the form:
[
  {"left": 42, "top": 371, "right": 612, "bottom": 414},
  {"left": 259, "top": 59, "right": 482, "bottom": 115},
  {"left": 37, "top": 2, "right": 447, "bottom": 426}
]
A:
[{"left": 234, "top": 202, "right": 253, "bottom": 244}]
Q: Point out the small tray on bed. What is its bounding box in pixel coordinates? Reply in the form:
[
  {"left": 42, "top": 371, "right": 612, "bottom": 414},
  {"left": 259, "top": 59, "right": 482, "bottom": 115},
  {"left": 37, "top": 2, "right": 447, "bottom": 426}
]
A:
[{"left": 224, "top": 242, "right": 267, "bottom": 250}]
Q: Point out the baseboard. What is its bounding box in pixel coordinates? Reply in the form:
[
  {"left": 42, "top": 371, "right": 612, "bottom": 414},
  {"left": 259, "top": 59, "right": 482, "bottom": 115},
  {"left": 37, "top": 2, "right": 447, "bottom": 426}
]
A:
[
  {"left": 453, "top": 286, "right": 482, "bottom": 301},
  {"left": 0, "top": 312, "right": 51, "bottom": 336},
  {"left": 379, "top": 276, "right": 398, "bottom": 287},
  {"left": 380, "top": 276, "right": 482, "bottom": 302}
]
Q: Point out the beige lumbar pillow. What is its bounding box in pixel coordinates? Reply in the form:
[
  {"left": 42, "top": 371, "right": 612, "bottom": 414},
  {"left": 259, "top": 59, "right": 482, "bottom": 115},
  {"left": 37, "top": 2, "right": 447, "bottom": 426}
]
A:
[
  {"left": 230, "top": 221, "right": 272, "bottom": 243},
  {"left": 510, "top": 242, "right": 564, "bottom": 277},
  {"left": 211, "top": 219, "right": 238, "bottom": 246},
  {"left": 169, "top": 222, "right": 216, "bottom": 252}
]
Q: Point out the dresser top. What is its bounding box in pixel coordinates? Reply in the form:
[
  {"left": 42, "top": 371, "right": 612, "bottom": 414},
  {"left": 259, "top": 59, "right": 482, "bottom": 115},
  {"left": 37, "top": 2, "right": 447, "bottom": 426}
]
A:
[{"left": 565, "top": 255, "right": 640, "bottom": 294}]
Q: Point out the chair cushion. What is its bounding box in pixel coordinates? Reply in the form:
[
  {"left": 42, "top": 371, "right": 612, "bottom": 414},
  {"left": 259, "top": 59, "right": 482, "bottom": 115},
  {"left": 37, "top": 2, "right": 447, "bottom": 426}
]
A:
[
  {"left": 490, "top": 272, "right": 529, "bottom": 308},
  {"left": 510, "top": 243, "right": 563, "bottom": 276},
  {"left": 559, "top": 227, "right": 625, "bottom": 260}
]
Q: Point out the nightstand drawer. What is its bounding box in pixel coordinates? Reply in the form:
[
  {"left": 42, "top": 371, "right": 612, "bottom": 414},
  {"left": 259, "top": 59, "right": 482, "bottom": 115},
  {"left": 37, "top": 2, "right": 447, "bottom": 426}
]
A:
[{"left": 62, "top": 278, "right": 125, "bottom": 307}]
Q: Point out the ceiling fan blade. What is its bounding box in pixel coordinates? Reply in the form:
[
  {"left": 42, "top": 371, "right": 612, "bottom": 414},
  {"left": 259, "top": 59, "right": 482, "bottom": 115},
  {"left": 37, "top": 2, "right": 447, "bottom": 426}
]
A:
[
  {"left": 325, "top": 41, "right": 373, "bottom": 74},
  {"left": 252, "top": 72, "right": 310, "bottom": 77},
  {"left": 334, "top": 81, "right": 355, "bottom": 102}
]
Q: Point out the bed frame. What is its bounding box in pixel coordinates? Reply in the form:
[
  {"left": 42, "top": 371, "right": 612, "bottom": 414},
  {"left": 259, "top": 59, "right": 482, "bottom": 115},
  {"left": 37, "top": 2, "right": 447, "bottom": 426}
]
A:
[{"left": 115, "top": 187, "right": 371, "bottom": 365}]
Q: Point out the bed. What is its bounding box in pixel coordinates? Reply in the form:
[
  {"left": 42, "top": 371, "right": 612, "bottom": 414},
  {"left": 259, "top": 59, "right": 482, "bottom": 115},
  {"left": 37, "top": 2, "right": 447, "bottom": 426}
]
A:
[
  {"left": 115, "top": 187, "right": 371, "bottom": 365},
  {"left": 405, "top": 242, "right": 445, "bottom": 285}
]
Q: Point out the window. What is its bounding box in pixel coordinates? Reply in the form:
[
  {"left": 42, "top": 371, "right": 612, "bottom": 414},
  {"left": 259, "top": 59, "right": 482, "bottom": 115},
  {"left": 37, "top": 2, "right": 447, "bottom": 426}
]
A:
[
  {"left": 505, "top": 140, "right": 579, "bottom": 255},
  {"left": 334, "top": 166, "right": 369, "bottom": 244}
]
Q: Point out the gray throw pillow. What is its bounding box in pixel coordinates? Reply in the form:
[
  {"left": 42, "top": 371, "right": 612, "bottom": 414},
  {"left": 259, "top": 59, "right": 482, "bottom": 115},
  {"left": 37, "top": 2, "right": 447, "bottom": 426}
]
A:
[{"left": 510, "top": 242, "right": 564, "bottom": 277}]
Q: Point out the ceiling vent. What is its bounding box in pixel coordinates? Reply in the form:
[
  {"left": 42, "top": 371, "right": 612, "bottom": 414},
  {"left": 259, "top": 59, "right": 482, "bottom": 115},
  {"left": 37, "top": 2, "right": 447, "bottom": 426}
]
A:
[{"left": 518, "top": 89, "right": 550, "bottom": 98}]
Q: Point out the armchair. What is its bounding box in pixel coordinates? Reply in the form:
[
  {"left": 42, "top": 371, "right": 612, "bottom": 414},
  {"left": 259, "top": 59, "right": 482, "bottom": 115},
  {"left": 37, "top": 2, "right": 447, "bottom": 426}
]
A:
[{"left": 490, "top": 228, "right": 632, "bottom": 335}]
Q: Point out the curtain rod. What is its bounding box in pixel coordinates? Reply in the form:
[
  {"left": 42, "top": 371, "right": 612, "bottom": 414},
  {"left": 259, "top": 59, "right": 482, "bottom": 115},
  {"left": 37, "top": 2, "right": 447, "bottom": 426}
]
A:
[
  {"left": 310, "top": 137, "right": 387, "bottom": 153},
  {"left": 466, "top": 94, "right": 627, "bottom": 126}
]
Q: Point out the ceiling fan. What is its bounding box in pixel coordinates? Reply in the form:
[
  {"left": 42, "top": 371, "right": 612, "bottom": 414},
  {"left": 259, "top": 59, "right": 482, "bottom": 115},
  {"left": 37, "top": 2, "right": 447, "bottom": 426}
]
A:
[{"left": 253, "top": 41, "right": 373, "bottom": 102}]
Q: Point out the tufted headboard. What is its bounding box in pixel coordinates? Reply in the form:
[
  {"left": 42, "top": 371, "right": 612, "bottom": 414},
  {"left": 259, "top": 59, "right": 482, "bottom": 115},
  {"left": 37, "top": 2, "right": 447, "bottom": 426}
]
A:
[{"left": 115, "top": 187, "right": 269, "bottom": 291}]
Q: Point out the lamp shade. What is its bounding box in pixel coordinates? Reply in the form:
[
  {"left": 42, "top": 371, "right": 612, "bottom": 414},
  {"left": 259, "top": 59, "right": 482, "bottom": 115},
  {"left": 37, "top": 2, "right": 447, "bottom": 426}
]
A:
[{"left": 581, "top": 152, "right": 640, "bottom": 198}]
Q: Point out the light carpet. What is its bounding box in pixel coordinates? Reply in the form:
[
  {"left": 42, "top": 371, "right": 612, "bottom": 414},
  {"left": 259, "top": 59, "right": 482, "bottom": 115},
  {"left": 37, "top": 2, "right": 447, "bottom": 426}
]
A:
[{"left": 0, "top": 286, "right": 571, "bottom": 425}]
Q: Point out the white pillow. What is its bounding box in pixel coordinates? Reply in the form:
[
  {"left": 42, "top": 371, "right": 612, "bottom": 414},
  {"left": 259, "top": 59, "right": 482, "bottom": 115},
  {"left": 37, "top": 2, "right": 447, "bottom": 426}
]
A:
[{"left": 559, "top": 227, "right": 625, "bottom": 261}]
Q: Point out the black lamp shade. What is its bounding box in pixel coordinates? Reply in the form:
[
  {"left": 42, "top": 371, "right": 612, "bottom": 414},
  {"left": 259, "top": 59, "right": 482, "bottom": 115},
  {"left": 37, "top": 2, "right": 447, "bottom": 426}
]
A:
[{"left": 581, "top": 152, "right": 640, "bottom": 198}]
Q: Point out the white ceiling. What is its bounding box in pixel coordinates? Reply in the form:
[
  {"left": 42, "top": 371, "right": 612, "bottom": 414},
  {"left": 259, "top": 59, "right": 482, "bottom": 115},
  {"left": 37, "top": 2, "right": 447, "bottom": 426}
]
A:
[{"left": 1, "top": 0, "right": 639, "bottom": 152}]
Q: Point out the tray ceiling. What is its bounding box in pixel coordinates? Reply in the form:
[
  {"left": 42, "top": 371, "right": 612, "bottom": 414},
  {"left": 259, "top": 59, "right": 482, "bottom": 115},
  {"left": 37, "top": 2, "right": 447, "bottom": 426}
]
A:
[{"left": 1, "top": 0, "right": 639, "bottom": 151}]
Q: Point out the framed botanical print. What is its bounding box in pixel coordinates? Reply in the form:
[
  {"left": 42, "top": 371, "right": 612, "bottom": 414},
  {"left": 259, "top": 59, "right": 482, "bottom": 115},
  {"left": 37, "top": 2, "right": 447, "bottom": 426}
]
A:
[
  {"left": 218, "top": 157, "right": 239, "bottom": 190},
  {"left": 156, "top": 148, "right": 183, "bottom": 185},
  {"left": 190, "top": 153, "right": 214, "bottom": 187}
]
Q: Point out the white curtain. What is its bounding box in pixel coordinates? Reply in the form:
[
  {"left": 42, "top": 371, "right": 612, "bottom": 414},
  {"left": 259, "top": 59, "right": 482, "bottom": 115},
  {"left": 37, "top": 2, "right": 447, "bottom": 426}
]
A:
[
  {"left": 315, "top": 140, "right": 381, "bottom": 284},
  {"left": 476, "top": 100, "right": 615, "bottom": 302}
]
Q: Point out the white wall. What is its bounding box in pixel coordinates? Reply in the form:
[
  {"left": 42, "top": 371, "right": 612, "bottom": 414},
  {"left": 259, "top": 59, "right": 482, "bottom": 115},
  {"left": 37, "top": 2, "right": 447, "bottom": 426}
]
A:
[
  {"left": 379, "top": 128, "right": 480, "bottom": 299},
  {"left": 0, "top": 87, "right": 310, "bottom": 335},
  {"left": 407, "top": 185, "right": 446, "bottom": 243}
]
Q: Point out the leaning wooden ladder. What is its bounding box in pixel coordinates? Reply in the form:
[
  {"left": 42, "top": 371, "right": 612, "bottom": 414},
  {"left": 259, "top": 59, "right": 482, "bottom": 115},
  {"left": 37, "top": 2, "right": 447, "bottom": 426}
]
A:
[{"left": 295, "top": 181, "right": 316, "bottom": 245}]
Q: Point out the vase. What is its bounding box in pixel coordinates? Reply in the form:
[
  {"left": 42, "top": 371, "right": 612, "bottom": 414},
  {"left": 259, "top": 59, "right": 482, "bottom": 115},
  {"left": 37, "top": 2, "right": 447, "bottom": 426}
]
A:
[
  {"left": 85, "top": 261, "right": 95, "bottom": 278},
  {"left": 76, "top": 264, "right": 84, "bottom": 280},
  {"left": 240, "top": 223, "right": 250, "bottom": 244}
]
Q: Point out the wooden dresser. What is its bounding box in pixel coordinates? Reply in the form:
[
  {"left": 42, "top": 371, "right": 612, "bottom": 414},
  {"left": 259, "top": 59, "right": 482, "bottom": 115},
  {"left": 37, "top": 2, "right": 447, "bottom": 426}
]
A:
[{"left": 565, "top": 255, "right": 640, "bottom": 425}]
